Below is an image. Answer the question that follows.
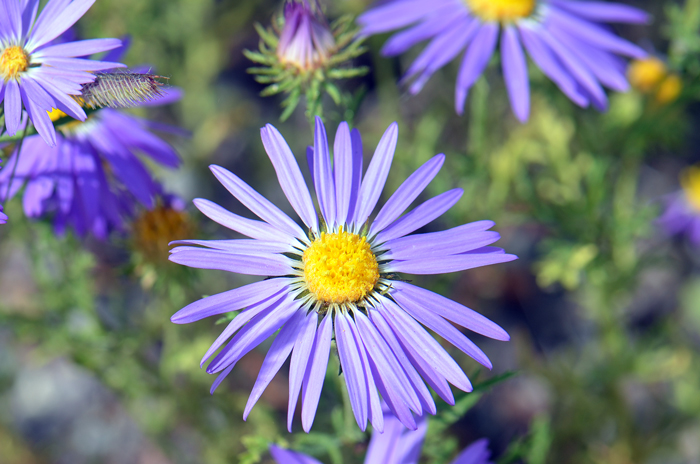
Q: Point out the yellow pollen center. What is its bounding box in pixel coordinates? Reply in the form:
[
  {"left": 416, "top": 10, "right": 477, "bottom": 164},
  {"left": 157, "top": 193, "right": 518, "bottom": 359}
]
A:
[
  {"left": 466, "top": 0, "right": 535, "bottom": 22},
  {"left": 628, "top": 58, "right": 667, "bottom": 93},
  {"left": 681, "top": 167, "right": 700, "bottom": 212},
  {"left": 0, "top": 46, "right": 29, "bottom": 81},
  {"left": 302, "top": 230, "right": 379, "bottom": 304},
  {"left": 48, "top": 108, "right": 68, "bottom": 122}
]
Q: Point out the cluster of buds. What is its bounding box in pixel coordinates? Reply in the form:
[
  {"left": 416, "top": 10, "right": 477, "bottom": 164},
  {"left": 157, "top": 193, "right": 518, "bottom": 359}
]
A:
[
  {"left": 627, "top": 57, "right": 682, "bottom": 105},
  {"left": 245, "top": 0, "right": 367, "bottom": 121}
]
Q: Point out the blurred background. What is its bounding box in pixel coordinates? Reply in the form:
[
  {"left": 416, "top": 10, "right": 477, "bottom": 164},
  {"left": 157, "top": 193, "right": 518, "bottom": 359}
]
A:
[{"left": 2, "top": 0, "right": 700, "bottom": 463}]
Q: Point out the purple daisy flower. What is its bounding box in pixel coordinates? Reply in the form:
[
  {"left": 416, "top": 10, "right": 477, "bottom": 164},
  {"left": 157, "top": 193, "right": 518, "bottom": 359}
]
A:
[
  {"left": 0, "top": 0, "right": 126, "bottom": 146},
  {"left": 357, "top": 0, "right": 649, "bottom": 122},
  {"left": 0, "top": 37, "right": 182, "bottom": 239},
  {"left": 170, "top": 117, "right": 516, "bottom": 432},
  {"left": 270, "top": 401, "right": 493, "bottom": 464},
  {"left": 658, "top": 167, "right": 700, "bottom": 245}
]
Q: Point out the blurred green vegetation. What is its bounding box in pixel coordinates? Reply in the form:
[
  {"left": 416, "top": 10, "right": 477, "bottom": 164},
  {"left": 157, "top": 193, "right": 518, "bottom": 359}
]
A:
[{"left": 2, "top": 0, "right": 700, "bottom": 463}]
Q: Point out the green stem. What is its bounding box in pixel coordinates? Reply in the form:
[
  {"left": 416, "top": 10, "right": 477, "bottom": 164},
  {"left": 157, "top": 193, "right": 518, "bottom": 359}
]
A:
[{"left": 4, "top": 122, "right": 29, "bottom": 202}]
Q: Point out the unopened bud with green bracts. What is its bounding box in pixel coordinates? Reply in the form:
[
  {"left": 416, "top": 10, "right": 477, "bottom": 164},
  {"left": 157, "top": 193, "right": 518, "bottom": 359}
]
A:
[{"left": 245, "top": 0, "right": 368, "bottom": 122}]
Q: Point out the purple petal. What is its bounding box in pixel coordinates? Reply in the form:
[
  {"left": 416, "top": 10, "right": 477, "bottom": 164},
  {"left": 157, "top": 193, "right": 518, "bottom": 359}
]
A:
[
  {"left": 4, "top": 80, "right": 22, "bottom": 136},
  {"left": 19, "top": 79, "right": 57, "bottom": 146},
  {"left": 546, "top": 6, "right": 647, "bottom": 58},
  {"left": 455, "top": 22, "right": 499, "bottom": 115},
  {"left": 375, "top": 189, "right": 463, "bottom": 244},
  {"left": 357, "top": 0, "right": 457, "bottom": 35},
  {"left": 501, "top": 25, "right": 530, "bottom": 122},
  {"left": 209, "top": 164, "right": 307, "bottom": 242},
  {"left": 383, "top": 225, "right": 500, "bottom": 260},
  {"left": 170, "top": 278, "right": 290, "bottom": 324},
  {"left": 397, "top": 297, "right": 492, "bottom": 368},
  {"left": 347, "top": 313, "right": 385, "bottom": 432},
  {"left": 301, "top": 313, "right": 332, "bottom": 432},
  {"left": 354, "top": 311, "right": 422, "bottom": 415},
  {"left": 379, "top": 297, "right": 473, "bottom": 393},
  {"left": 33, "top": 38, "right": 122, "bottom": 58},
  {"left": 353, "top": 122, "right": 398, "bottom": 227},
  {"left": 207, "top": 294, "right": 301, "bottom": 373},
  {"left": 335, "top": 311, "right": 369, "bottom": 430},
  {"left": 550, "top": 0, "right": 649, "bottom": 24},
  {"left": 391, "top": 281, "right": 509, "bottom": 340},
  {"left": 33, "top": 74, "right": 86, "bottom": 120},
  {"left": 261, "top": 124, "right": 318, "bottom": 232},
  {"left": 27, "top": 0, "right": 98, "bottom": 50},
  {"left": 535, "top": 27, "right": 608, "bottom": 111},
  {"left": 169, "top": 239, "right": 292, "bottom": 255},
  {"left": 1, "top": 0, "right": 22, "bottom": 41},
  {"left": 333, "top": 122, "right": 352, "bottom": 226},
  {"left": 403, "top": 16, "right": 476, "bottom": 94},
  {"left": 312, "top": 116, "right": 336, "bottom": 227},
  {"left": 200, "top": 292, "right": 288, "bottom": 367},
  {"left": 269, "top": 445, "right": 323, "bottom": 464},
  {"left": 548, "top": 26, "right": 629, "bottom": 91},
  {"left": 287, "top": 311, "right": 318, "bottom": 432},
  {"left": 369, "top": 357, "right": 417, "bottom": 431},
  {"left": 28, "top": 0, "right": 72, "bottom": 46},
  {"left": 370, "top": 154, "right": 445, "bottom": 236},
  {"left": 449, "top": 438, "right": 493, "bottom": 464},
  {"left": 366, "top": 307, "right": 436, "bottom": 415},
  {"left": 32, "top": 57, "right": 126, "bottom": 72},
  {"left": 365, "top": 403, "right": 428, "bottom": 464},
  {"left": 381, "top": 8, "right": 464, "bottom": 56},
  {"left": 388, "top": 250, "right": 517, "bottom": 274},
  {"left": 518, "top": 23, "right": 589, "bottom": 108},
  {"left": 346, "top": 128, "right": 363, "bottom": 225},
  {"left": 243, "top": 310, "right": 305, "bottom": 420},
  {"left": 370, "top": 307, "right": 454, "bottom": 405},
  {"left": 193, "top": 198, "right": 295, "bottom": 244},
  {"left": 168, "top": 248, "right": 294, "bottom": 276}
]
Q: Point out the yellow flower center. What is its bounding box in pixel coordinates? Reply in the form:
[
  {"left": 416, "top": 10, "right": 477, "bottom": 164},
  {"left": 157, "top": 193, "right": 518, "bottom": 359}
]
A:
[
  {"left": 656, "top": 74, "right": 682, "bottom": 105},
  {"left": 681, "top": 167, "right": 700, "bottom": 212},
  {"left": 0, "top": 46, "right": 29, "bottom": 81},
  {"left": 302, "top": 230, "right": 379, "bottom": 304},
  {"left": 48, "top": 108, "right": 68, "bottom": 122},
  {"left": 134, "top": 205, "right": 192, "bottom": 262},
  {"left": 465, "top": 0, "right": 536, "bottom": 22},
  {"left": 628, "top": 58, "right": 667, "bottom": 93}
]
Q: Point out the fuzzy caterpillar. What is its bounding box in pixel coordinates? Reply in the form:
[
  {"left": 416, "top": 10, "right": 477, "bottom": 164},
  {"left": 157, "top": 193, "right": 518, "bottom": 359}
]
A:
[{"left": 80, "top": 72, "right": 169, "bottom": 109}]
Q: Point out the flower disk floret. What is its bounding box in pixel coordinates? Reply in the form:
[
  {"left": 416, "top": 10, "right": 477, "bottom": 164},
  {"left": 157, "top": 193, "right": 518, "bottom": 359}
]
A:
[
  {"left": 357, "top": 0, "right": 650, "bottom": 122},
  {"left": 169, "top": 116, "right": 517, "bottom": 433}
]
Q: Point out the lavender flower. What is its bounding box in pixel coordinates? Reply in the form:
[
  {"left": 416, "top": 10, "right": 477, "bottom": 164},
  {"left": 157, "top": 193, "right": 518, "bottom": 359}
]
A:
[
  {"left": 170, "top": 117, "right": 516, "bottom": 432},
  {"left": 357, "top": 0, "right": 650, "bottom": 122},
  {"left": 0, "top": 0, "right": 125, "bottom": 146},
  {"left": 270, "top": 401, "right": 493, "bottom": 464},
  {"left": 658, "top": 166, "right": 700, "bottom": 245},
  {"left": 0, "top": 37, "right": 182, "bottom": 239}
]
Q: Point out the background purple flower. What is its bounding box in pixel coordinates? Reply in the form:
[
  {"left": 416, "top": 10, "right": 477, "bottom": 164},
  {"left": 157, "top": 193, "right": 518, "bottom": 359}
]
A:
[
  {"left": 271, "top": 401, "right": 493, "bottom": 464},
  {"left": 658, "top": 167, "right": 700, "bottom": 245},
  {"left": 357, "top": 0, "right": 649, "bottom": 122},
  {"left": 0, "top": 0, "right": 125, "bottom": 146},
  {"left": 0, "top": 37, "right": 183, "bottom": 239}
]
